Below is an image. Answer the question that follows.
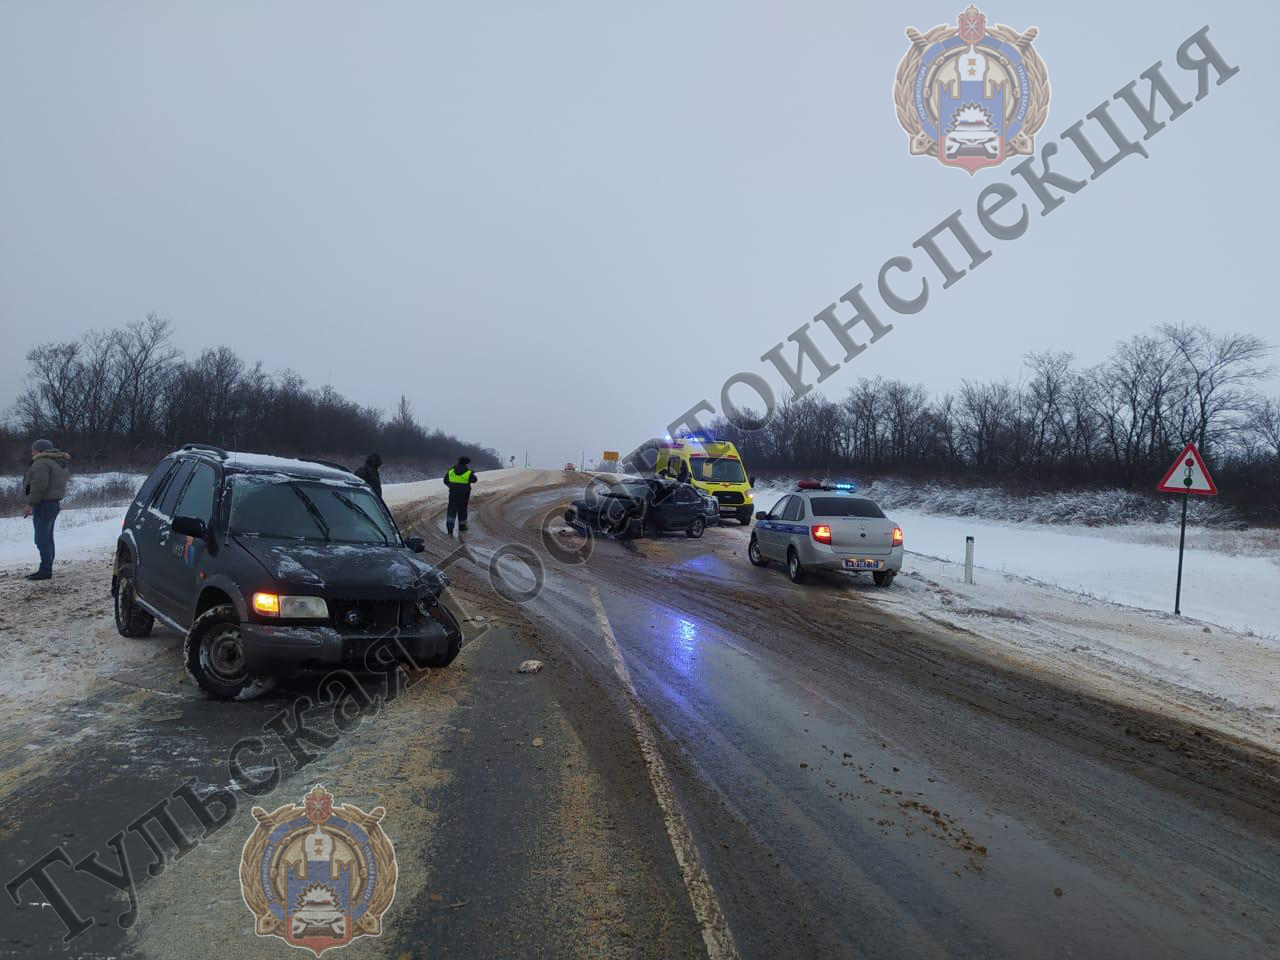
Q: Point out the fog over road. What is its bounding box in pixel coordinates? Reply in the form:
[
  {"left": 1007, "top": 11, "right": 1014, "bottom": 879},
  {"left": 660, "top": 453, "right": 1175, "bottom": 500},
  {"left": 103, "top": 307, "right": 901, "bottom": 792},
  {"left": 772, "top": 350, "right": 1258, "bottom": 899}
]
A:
[{"left": 2, "top": 471, "right": 1278, "bottom": 959}]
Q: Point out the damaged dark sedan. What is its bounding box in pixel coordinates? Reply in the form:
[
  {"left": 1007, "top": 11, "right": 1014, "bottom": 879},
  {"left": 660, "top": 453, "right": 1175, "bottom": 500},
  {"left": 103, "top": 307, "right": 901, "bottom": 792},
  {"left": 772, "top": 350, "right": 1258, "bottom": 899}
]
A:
[
  {"left": 112, "top": 445, "right": 461, "bottom": 700},
  {"left": 564, "top": 477, "right": 707, "bottom": 539}
]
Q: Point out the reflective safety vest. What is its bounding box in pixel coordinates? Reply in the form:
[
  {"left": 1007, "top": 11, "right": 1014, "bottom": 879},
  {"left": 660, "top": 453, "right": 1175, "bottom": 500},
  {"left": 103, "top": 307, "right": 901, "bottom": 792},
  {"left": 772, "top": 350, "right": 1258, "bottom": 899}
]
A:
[{"left": 447, "top": 468, "right": 473, "bottom": 484}]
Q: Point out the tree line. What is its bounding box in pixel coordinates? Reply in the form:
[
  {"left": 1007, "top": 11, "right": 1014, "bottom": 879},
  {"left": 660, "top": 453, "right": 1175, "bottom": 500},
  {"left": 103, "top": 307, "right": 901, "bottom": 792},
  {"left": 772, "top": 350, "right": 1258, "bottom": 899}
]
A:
[
  {"left": 5, "top": 315, "right": 500, "bottom": 471},
  {"left": 705, "top": 323, "right": 1279, "bottom": 521}
]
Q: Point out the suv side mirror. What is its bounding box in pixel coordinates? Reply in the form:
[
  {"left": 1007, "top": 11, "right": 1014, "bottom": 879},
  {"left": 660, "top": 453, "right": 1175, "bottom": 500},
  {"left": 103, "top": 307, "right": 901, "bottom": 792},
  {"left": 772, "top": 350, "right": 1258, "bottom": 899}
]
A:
[
  {"left": 172, "top": 515, "right": 207, "bottom": 540},
  {"left": 405, "top": 536, "right": 426, "bottom": 554},
  {"left": 755, "top": 511, "right": 768, "bottom": 521}
]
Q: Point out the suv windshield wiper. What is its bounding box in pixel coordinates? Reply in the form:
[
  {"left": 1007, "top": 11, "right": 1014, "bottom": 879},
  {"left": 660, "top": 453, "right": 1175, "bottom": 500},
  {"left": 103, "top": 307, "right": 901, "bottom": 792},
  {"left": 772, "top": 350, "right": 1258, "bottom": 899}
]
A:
[
  {"left": 291, "top": 486, "right": 331, "bottom": 541},
  {"left": 333, "top": 492, "right": 390, "bottom": 544}
]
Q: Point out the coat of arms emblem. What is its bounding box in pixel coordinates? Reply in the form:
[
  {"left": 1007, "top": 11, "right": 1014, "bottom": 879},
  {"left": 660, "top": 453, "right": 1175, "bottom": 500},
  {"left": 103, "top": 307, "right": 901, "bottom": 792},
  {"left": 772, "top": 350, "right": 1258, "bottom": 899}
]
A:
[
  {"left": 893, "top": 5, "right": 1051, "bottom": 174},
  {"left": 239, "top": 786, "right": 398, "bottom": 956}
]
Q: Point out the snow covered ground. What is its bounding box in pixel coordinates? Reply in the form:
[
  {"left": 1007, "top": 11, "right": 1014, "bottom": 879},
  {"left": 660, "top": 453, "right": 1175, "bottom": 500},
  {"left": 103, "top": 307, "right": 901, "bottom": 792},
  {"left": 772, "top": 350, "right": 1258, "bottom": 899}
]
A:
[
  {"left": 893, "top": 510, "right": 1279, "bottom": 640},
  {"left": 0, "top": 505, "right": 127, "bottom": 569}
]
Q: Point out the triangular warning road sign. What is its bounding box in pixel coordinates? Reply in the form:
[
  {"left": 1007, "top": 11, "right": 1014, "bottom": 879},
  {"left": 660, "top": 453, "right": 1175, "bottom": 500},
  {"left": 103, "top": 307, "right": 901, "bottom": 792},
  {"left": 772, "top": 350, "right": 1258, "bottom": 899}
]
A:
[{"left": 1157, "top": 442, "right": 1218, "bottom": 496}]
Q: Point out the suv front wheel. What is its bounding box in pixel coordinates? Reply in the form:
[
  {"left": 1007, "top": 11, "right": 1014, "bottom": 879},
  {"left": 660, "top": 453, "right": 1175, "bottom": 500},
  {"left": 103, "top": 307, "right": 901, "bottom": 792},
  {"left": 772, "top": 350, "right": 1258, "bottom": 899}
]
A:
[{"left": 184, "top": 604, "right": 277, "bottom": 701}]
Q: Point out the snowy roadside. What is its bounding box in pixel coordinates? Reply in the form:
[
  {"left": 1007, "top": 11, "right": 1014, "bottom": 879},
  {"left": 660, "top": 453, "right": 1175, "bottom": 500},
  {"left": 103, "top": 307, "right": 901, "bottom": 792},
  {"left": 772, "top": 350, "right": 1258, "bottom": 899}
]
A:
[
  {"left": 893, "top": 510, "right": 1280, "bottom": 640},
  {"left": 0, "top": 506, "right": 127, "bottom": 570},
  {"left": 870, "top": 552, "right": 1280, "bottom": 754}
]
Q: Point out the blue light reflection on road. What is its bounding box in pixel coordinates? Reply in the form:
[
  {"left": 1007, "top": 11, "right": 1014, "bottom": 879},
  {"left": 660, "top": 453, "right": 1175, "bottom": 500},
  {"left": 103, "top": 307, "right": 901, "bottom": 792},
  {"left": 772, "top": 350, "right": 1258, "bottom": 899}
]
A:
[{"left": 663, "top": 614, "right": 701, "bottom": 677}]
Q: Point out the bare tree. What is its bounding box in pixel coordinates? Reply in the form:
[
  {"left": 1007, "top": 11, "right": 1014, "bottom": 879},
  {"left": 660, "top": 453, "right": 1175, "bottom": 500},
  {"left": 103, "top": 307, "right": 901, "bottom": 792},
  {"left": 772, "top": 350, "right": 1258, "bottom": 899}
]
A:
[{"left": 1160, "top": 323, "right": 1272, "bottom": 455}]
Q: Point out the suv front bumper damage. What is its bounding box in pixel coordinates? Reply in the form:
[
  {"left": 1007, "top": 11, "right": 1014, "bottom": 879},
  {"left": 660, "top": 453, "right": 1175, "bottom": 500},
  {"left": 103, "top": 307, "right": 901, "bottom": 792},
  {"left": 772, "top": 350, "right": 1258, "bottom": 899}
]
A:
[{"left": 240, "top": 619, "right": 460, "bottom": 674}]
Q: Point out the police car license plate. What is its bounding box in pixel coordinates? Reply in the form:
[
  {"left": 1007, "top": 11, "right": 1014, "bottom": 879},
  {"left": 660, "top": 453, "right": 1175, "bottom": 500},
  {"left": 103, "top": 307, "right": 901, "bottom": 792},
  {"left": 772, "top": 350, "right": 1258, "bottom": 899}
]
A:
[{"left": 844, "top": 559, "right": 881, "bottom": 570}]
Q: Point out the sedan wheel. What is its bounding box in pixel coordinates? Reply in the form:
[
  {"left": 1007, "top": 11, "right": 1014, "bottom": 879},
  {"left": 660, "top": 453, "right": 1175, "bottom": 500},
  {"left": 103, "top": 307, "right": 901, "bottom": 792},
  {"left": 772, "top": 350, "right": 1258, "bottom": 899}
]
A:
[
  {"left": 687, "top": 516, "right": 705, "bottom": 539},
  {"left": 748, "top": 536, "right": 767, "bottom": 566},
  {"left": 787, "top": 549, "right": 807, "bottom": 584}
]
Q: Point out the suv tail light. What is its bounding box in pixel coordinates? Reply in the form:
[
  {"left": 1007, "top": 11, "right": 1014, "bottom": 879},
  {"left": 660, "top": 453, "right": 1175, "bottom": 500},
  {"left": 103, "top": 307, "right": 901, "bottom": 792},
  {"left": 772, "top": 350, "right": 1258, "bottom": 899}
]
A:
[
  {"left": 811, "top": 524, "right": 832, "bottom": 545},
  {"left": 892, "top": 526, "right": 904, "bottom": 547}
]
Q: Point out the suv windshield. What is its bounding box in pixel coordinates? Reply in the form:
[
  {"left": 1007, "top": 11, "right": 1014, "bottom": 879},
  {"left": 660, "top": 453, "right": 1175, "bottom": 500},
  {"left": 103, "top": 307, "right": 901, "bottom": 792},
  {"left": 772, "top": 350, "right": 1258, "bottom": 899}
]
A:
[
  {"left": 690, "top": 457, "right": 746, "bottom": 483},
  {"left": 228, "top": 476, "right": 399, "bottom": 544},
  {"left": 809, "top": 497, "right": 886, "bottom": 518}
]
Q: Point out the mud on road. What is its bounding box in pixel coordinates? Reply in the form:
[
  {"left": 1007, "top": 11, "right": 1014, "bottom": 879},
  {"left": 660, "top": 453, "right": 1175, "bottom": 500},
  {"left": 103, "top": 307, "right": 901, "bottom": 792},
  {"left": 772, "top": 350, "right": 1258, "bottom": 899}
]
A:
[{"left": 397, "top": 474, "right": 1280, "bottom": 960}]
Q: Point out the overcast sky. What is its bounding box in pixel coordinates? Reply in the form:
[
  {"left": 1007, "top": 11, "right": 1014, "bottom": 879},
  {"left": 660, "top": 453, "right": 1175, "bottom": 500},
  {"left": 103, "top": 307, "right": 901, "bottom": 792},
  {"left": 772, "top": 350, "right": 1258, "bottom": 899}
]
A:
[{"left": 2, "top": 1, "right": 1275, "bottom": 467}]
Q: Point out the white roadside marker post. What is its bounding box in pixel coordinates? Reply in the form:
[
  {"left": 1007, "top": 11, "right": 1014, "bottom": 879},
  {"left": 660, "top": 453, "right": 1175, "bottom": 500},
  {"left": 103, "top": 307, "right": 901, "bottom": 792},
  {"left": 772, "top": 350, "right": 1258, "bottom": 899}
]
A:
[{"left": 964, "top": 536, "right": 974, "bottom": 585}]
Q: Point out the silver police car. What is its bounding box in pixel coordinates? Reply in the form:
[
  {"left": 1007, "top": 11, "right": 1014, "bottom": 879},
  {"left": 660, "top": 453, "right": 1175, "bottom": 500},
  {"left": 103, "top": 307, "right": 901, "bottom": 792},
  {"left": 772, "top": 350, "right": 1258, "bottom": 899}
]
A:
[{"left": 748, "top": 481, "right": 903, "bottom": 586}]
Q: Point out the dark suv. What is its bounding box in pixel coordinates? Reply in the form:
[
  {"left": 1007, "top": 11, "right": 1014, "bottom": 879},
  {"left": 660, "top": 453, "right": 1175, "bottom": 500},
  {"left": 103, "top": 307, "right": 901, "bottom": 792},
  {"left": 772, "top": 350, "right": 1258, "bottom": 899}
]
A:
[{"left": 112, "top": 445, "right": 461, "bottom": 700}]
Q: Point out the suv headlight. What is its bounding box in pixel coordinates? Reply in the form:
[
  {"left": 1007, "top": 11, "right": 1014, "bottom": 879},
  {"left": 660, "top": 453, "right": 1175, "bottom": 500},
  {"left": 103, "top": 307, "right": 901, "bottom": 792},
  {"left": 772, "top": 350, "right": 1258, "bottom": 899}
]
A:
[
  {"left": 253, "top": 593, "right": 329, "bottom": 619},
  {"left": 282, "top": 596, "right": 329, "bottom": 619}
]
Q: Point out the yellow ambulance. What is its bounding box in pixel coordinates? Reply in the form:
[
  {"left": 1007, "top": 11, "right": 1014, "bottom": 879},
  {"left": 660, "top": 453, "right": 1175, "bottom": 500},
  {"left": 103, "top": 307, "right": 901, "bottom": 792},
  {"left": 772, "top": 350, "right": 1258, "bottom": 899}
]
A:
[{"left": 654, "top": 436, "right": 756, "bottom": 525}]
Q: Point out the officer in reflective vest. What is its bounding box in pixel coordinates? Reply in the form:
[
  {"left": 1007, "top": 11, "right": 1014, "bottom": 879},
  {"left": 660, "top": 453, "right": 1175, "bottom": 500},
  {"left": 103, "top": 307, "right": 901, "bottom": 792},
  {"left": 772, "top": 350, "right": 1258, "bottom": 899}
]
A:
[{"left": 443, "top": 456, "right": 479, "bottom": 535}]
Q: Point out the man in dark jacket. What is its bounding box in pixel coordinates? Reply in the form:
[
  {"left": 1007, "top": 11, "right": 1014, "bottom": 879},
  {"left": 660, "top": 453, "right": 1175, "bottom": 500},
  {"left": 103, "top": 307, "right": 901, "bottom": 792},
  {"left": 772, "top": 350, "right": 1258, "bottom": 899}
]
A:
[
  {"left": 355, "top": 453, "right": 383, "bottom": 498},
  {"left": 443, "top": 456, "right": 478, "bottom": 535},
  {"left": 22, "top": 439, "right": 71, "bottom": 581}
]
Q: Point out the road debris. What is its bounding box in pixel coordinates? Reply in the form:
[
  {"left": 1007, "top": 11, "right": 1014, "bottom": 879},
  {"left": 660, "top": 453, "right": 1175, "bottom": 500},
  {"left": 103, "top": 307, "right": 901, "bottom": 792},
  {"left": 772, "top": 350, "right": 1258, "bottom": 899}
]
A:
[{"left": 517, "top": 659, "right": 544, "bottom": 673}]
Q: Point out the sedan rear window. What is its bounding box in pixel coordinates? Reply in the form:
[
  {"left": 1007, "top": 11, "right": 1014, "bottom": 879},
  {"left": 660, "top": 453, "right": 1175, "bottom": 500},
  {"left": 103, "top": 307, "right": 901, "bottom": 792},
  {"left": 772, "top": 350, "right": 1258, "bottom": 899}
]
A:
[{"left": 809, "top": 497, "right": 885, "bottom": 518}]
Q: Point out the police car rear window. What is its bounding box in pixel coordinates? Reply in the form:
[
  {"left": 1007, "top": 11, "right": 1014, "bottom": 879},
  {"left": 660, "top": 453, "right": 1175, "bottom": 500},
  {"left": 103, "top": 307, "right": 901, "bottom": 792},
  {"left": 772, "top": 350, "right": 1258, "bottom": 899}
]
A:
[{"left": 809, "top": 497, "right": 885, "bottom": 518}]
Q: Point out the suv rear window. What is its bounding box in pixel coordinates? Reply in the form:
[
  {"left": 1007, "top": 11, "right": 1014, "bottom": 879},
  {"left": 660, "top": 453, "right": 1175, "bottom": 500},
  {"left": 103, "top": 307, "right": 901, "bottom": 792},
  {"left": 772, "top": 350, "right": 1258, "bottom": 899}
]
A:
[
  {"left": 135, "top": 459, "right": 177, "bottom": 507},
  {"left": 809, "top": 497, "right": 885, "bottom": 518},
  {"left": 155, "top": 461, "right": 195, "bottom": 516}
]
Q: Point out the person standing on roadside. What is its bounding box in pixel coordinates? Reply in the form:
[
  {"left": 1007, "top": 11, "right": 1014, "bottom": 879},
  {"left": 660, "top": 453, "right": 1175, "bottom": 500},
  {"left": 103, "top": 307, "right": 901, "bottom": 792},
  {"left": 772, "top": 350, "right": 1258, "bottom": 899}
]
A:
[
  {"left": 355, "top": 453, "right": 383, "bottom": 498},
  {"left": 22, "top": 438, "right": 70, "bottom": 581},
  {"left": 443, "top": 456, "right": 478, "bottom": 535}
]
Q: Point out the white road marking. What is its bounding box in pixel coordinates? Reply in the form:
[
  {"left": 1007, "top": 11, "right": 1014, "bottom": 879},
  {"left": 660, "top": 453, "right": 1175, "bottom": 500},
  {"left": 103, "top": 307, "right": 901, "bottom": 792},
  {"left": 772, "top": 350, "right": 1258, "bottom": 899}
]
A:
[{"left": 588, "top": 585, "right": 740, "bottom": 960}]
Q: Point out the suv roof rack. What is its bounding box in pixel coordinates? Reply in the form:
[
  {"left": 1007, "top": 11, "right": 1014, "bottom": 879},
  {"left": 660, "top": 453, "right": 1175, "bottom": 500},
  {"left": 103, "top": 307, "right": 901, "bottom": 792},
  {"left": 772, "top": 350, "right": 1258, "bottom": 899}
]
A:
[
  {"left": 298, "top": 457, "right": 357, "bottom": 475},
  {"left": 181, "top": 443, "right": 229, "bottom": 460}
]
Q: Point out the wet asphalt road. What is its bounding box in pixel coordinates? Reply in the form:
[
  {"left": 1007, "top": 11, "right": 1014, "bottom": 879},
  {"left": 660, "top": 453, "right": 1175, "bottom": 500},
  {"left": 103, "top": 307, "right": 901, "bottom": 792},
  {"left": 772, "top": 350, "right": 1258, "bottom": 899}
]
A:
[
  {"left": 3, "top": 475, "right": 1279, "bottom": 959},
  {"left": 408, "top": 478, "right": 1280, "bottom": 960}
]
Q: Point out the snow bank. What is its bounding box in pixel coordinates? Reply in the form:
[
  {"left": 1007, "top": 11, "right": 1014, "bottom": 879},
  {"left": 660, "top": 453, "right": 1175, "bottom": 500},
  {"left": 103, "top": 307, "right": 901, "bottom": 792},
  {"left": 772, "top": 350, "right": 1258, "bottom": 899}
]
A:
[
  {"left": 0, "top": 506, "right": 126, "bottom": 569},
  {"left": 895, "top": 510, "right": 1280, "bottom": 640},
  {"left": 382, "top": 467, "right": 545, "bottom": 508}
]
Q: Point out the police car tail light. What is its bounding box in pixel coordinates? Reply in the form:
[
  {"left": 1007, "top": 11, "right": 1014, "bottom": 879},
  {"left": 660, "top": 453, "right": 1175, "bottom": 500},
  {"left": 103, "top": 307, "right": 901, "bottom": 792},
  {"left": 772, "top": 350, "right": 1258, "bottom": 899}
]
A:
[
  {"left": 892, "top": 526, "right": 904, "bottom": 547},
  {"left": 811, "top": 524, "right": 832, "bottom": 545}
]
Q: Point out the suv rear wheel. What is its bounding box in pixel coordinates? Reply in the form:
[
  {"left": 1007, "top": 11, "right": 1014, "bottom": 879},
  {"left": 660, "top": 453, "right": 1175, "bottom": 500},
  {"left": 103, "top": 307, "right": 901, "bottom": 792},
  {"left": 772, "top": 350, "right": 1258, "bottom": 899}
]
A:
[
  {"left": 184, "top": 604, "right": 276, "bottom": 701},
  {"left": 114, "top": 562, "right": 155, "bottom": 638}
]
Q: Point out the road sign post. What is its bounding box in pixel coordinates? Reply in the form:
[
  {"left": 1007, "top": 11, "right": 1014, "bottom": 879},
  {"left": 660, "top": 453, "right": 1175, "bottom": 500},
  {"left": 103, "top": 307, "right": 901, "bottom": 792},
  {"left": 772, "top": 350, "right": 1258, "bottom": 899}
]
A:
[{"left": 1156, "top": 442, "right": 1218, "bottom": 616}]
